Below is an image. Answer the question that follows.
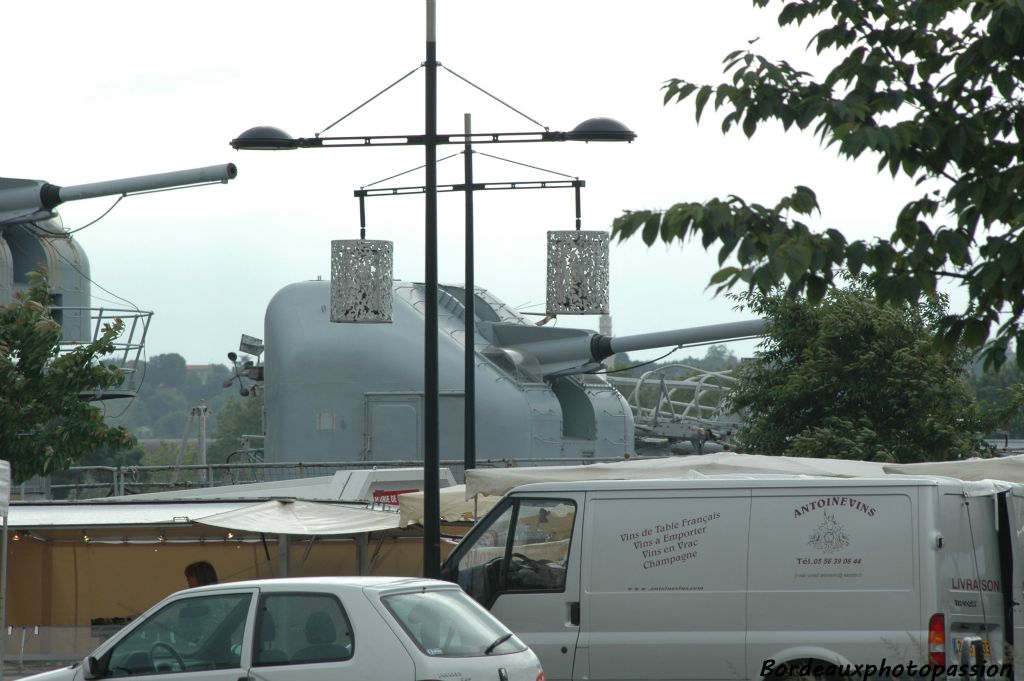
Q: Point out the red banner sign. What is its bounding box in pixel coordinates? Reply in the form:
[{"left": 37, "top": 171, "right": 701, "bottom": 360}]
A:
[{"left": 372, "top": 489, "right": 418, "bottom": 506}]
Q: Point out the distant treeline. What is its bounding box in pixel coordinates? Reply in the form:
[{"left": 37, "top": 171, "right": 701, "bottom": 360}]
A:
[{"left": 91, "top": 353, "right": 262, "bottom": 468}]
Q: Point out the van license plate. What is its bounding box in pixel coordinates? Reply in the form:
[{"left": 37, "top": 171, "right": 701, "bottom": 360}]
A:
[{"left": 954, "top": 637, "right": 992, "bottom": 659}]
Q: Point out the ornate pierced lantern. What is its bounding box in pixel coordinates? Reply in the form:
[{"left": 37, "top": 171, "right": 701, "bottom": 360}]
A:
[
  {"left": 546, "top": 229, "right": 609, "bottom": 315},
  {"left": 330, "top": 239, "right": 393, "bottom": 323}
]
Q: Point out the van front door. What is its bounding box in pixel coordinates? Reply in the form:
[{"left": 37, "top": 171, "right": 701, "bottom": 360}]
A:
[{"left": 441, "top": 494, "right": 583, "bottom": 681}]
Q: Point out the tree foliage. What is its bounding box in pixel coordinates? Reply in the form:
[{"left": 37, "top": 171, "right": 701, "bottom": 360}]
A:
[
  {"left": 967, "top": 360, "right": 1024, "bottom": 438},
  {"left": 0, "top": 272, "right": 135, "bottom": 482},
  {"left": 612, "top": 0, "right": 1024, "bottom": 370},
  {"left": 145, "top": 353, "right": 187, "bottom": 389},
  {"left": 206, "top": 394, "right": 264, "bottom": 464},
  {"left": 105, "top": 357, "right": 233, "bottom": 438},
  {"left": 727, "top": 280, "right": 1002, "bottom": 461}
]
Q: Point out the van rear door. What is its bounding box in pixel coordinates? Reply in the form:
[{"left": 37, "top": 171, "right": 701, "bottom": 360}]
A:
[
  {"left": 941, "top": 484, "right": 1006, "bottom": 670},
  {"left": 1004, "top": 488, "right": 1024, "bottom": 680}
]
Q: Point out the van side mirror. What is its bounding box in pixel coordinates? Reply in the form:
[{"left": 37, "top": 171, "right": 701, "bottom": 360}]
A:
[{"left": 82, "top": 655, "right": 101, "bottom": 680}]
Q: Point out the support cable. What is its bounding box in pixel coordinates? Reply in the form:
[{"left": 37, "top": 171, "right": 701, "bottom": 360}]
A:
[
  {"left": 318, "top": 66, "right": 423, "bottom": 137},
  {"left": 440, "top": 64, "right": 549, "bottom": 131},
  {"left": 362, "top": 152, "right": 463, "bottom": 189},
  {"left": 473, "top": 151, "right": 578, "bottom": 179}
]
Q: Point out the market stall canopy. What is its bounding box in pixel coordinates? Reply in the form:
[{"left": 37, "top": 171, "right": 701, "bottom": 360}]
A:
[
  {"left": 883, "top": 455, "right": 1024, "bottom": 481},
  {"left": 399, "top": 485, "right": 499, "bottom": 527},
  {"left": 464, "top": 453, "right": 887, "bottom": 499},
  {"left": 196, "top": 499, "right": 400, "bottom": 535},
  {"left": 0, "top": 460, "right": 9, "bottom": 519},
  {"left": 9, "top": 501, "right": 255, "bottom": 529}
]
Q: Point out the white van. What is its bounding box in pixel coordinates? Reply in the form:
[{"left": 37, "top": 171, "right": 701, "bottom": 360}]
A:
[{"left": 440, "top": 476, "right": 1024, "bottom": 681}]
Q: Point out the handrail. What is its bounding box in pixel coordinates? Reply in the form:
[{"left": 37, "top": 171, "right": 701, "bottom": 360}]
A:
[
  {"left": 606, "top": 363, "right": 740, "bottom": 446},
  {"left": 24, "top": 456, "right": 651, "bottom": 501},
  {"left": 54, "top": 306, "right": 153, "bottom": 399}
]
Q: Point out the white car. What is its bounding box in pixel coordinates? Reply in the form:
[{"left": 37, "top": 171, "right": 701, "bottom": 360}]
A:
[{"left": 25, "top": 576, "right": 545, "bottom": 681}]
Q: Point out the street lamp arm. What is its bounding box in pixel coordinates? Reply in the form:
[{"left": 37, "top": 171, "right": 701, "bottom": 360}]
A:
[
  {"left": 355, "top": 178, "right": 583, "bottom": 198},
  {"left": 231, "top": 118, "right": 635, "bottom": 150},
  {"left": 234, "top": 130, "right": 566, "bottom": 150},
  {"left": 303, "top": 130, "right": 629, "bottom": 146}
]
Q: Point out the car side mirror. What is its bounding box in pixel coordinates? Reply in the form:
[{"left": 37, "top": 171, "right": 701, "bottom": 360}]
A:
[{"left": 82, "top": 655, "right": 102, "bottom": 680}]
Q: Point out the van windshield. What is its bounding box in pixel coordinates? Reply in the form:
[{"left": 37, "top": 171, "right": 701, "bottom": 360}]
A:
[{"left": 382, "top": 589, "right": 525, "bottom": 657}]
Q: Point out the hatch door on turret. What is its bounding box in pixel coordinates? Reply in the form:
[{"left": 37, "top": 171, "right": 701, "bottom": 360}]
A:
[{"left": 363, "top": 392, "right": 464, "bottom": 461}]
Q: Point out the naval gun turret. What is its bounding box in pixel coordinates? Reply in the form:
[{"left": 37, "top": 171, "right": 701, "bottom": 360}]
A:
[
  {"left": 261, "top": 279, "right": 763, "bottom": 465},
  {"left": 0, "top": 164, "right": 238, "bottom": 397}
]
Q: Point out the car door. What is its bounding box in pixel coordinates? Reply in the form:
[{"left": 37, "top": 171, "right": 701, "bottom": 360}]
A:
[
  {"left": 96, "top": 588, "right": 258, "bottom": 681},
  {"left": 245, "top": 590, "right": 414, "bottom": 681}
]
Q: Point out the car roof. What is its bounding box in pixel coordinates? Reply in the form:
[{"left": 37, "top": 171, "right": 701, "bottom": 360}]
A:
[{"left": 184, "top": 575, "right": 455, "bottom": 595}]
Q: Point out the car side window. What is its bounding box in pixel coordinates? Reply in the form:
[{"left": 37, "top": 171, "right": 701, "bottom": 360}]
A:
[
  {"left": 105, "top": 593, "right": 251, "bottom": 677},
  {"left": 252, "top": 593, "right": 353, "bottom": 666}
]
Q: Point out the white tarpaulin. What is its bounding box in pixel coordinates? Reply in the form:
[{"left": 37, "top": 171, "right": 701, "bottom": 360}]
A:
[
  {"left": 196, "top": 499, "right": 400, "bottom": 535},
  {"left": 398, "top": 485, "right": 499, "bottom": 527},
  {"left": 0, "top": 461, "right": 9, "bottom": 519},
  {"left": 883, "top": 455, "right": 1024, "bottom": 482},
  {"left": 464, "top": 453, "right": 887, "bottom": 498},
  {"left": 9, "top": 501, "right": 255, "bottom": 528},
  {"left": 465, "top": 453, "right": 1024, "bottom": 499},
  {"left": 0, "top": 459, "right": 10, "bottom": 677}
]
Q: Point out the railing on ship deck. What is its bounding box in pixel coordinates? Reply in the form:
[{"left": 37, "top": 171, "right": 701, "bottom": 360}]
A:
[{"left": 21, "top": 457, "right": 641, "bottom": 500}]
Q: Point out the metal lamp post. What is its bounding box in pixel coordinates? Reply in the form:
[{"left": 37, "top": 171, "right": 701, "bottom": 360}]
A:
[{"left": 230, "top": 0, "right": 634, "bottom": 578}]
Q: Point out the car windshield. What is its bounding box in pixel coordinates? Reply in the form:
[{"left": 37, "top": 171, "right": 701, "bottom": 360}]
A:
[{"left": 382, "top": 589, "right": 525, "bottom": 657}]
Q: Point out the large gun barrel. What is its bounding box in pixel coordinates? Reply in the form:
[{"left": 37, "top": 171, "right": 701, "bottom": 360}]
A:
[
  {"left": 0, "top": 163, "right": 238, "bottom": 227},
  {"left": 48, "top": 163, "right": 237, "bottom": 206},
  {"left": 484, "top": 318, "right": 766, "bottom": 378},
  {"left": 592, "top": 318, "right": 765, "bottom": 360}
]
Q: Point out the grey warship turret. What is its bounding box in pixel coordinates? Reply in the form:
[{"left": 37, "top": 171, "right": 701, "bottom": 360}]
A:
[{"left": 260, "top": 278, "right": 762, "bottom": 463}]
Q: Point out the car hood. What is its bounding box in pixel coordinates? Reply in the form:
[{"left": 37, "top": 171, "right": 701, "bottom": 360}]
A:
[{"left": 19, "top": 665, "right": 80, "bottom": 681}]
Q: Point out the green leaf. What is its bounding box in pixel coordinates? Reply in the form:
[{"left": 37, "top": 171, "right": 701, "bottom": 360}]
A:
[
  {"left": 742, "top": 111, "right": 759, "bottom": 138},
  {"left": 938, "top": 230, "right": 970, "bottom": 266},
  {"left": 709, "top": 266, "right": 740, "bottom": 286},
  {"left": 790, "top": 186, "right": 819, "bottom": 215},
  {"left": 805, "top": 275, "right": 827, "bottom": 303},
  {"left": 641, "top": 213, "right": 662, "bottom": 246},
  {"left": 947, "top": 126, "right": 966, "bottom": 163},
  {"left": 963, "top": 318, "right": 990, "bottom": 347},
  {"left": 665, "top": 81, "right": 697, "bottom": 105},
  {"left": 694, "top": 86, "right": 714, "bottom": 122}
]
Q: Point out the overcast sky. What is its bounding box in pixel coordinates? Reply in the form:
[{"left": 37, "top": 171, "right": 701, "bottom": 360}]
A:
[{"left": 2, "top": 1, "right": 923, "bottom": 366}]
